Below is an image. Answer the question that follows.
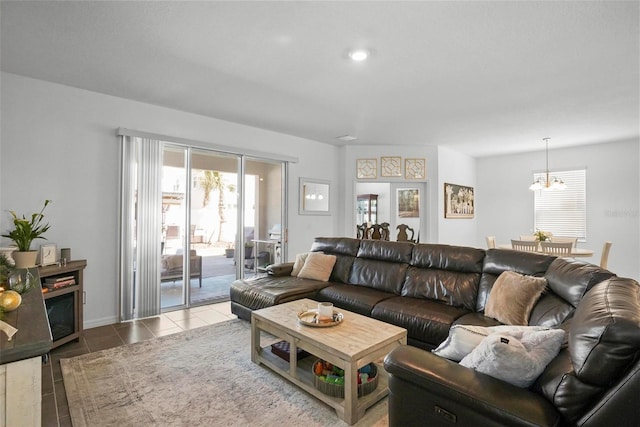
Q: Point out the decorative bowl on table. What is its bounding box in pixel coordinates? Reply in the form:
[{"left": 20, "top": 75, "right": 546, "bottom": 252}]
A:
[
  {"left": 297, "top": 309, "right": 344, "bottom": 327},
  {"left": 311, "top": 359, "right": 378, "bottom": 398}
]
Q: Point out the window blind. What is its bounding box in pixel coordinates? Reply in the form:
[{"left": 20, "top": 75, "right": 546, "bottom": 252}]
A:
[{"left": 533, "top": 169, "right": 587, "bottom": 241}]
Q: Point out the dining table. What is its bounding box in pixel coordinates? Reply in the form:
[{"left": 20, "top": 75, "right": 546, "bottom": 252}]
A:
[{"left": 496, "top": 243, "right": 594, "bottom": 258}]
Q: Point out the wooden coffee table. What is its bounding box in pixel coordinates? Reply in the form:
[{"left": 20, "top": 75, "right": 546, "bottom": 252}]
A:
[{"left": 251, "top": 298, "right": 407, "bottom": 425}]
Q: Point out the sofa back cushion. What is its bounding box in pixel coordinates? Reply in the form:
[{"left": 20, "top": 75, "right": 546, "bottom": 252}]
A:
[
  {"left": 528, "top": 258, "right": 617, "bottom": 328},
  {"left": 348, "top": 240, "right": 414, "bottom": 294},
  {"left": 544, "top": 258, "right": 616, "bottom": 308},
  {"left": 310, "top": 237, "right": 361, "bottom": 283},
  {"left": 402, "top": 244, "right": 484, "bottom": 310},
  {"left": 534, "top": 278, "right": 640, "bottom": 423},
  {"left": 477, "top": 249, "right": 555, "bottom": 312}
]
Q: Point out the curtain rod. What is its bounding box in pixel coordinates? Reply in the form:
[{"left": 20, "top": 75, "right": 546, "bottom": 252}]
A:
[{"left": 116, "top": 127, "right": 299, "bottom": 163}]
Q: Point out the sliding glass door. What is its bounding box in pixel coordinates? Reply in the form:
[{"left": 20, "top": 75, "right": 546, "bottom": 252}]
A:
[
  {"left": 120, "top": 134, "right": 287, "bottom": 320},
  {"left": 160, "top": 147, "right": 242, "bottom": 310}
]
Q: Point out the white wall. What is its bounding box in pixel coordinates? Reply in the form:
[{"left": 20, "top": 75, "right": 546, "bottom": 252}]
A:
[
  {"left": 0, "top": 72, "right": 341, "bottom": 327},
  {"left": 437, "top": 146, "right": 477, "bottom": 246},
  {"left": 477, "top": 139, "right": 639, "bottom": 280}
]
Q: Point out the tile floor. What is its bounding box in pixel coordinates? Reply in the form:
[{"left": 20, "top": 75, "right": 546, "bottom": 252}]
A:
[{"left": 41, "top": 301, "right": 237, "bottom": 427}]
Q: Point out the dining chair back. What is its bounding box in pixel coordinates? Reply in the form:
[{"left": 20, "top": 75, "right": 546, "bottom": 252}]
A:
[
  {"left": 397, "top": 224, "right": 416, "bottom": 242},
  {"left": 511, "top": 239, "right": 539, "bottom": 252},
  {"left": 600, "top": 241, "right": 613, "bottom": 269},
  {"left": 356, "top": 223, "right": 368, "bottom": 239},
  {"left": 540, "top": 241, "right": 573, "bottom": 255},
  {"left": 485, "top": 236, "right": 496, "bottom": 249},
  {"left": 549, "top": 236, "right": 578, "bottom": 249},
  {"left": 519, "top": 235, "right": 537, "bottom": 241}
]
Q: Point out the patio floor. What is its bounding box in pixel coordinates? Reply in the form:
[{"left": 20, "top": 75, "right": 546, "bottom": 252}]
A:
[{"left": 160, "top": 245, "right": 263, "bottom": 309}]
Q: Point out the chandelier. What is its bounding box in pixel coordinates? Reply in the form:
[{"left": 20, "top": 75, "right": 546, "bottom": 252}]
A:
[{"left": 529, "top": 138, "right": 566, "bottom": 191}]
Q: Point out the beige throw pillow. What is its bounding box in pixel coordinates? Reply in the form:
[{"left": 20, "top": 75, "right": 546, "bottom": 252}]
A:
[
  {"left": 291, "top": 252, "right": 312, "bottom": 276},
  {"left": 485, "top": 271, "right": 547, "bottom": 326},
  {"left": 297, "top": 252, "right": 337, "bottom": 282}
]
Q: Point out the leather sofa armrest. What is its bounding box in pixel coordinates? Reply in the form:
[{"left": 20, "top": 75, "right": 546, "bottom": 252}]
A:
[
  {"left": 383, "top": 346, "right": 561, "bottom": 427},
  {"left": 265, "top": 262, "right": 294, "bottom": 276}
]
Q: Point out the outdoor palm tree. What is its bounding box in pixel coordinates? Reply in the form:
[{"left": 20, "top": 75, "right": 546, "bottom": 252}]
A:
[{"left": 200, "top": 170, "right": 227, "bottom": 242}]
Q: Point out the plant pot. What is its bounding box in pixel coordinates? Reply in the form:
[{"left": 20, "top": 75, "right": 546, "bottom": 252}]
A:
[
  {"left": 12, "top": 251, "right": 38, "bottom": 268},
  {"left": 225, "top": 249, "right": 235, "bottom": 258}
]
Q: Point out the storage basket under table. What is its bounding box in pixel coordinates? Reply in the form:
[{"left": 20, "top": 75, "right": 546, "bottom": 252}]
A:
[{"left": 312, "top": 359, "right": 378, "bottom": 398}]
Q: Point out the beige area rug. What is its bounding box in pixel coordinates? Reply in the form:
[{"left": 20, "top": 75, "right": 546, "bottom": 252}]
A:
[{"left": 61, "top": 319, "right": 388, "bottom": 427}]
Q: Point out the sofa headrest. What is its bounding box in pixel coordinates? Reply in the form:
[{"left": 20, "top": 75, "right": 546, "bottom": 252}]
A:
[
  {"left": 311, "top": 237, "right": 361, "bottom": 257},
  {"left": 356, "top": 239, "right": 414, "bottom": 264},
  {"left": 411, "top": 244, "right": 484, "bottom": 273},
  {"left": 570, "top": 277, "right": 640, "bottom": 387},
  {"left": 482, "top": 249, "right": 555, "bottom": 276},
  {"left": 545, "top": 258, "right": 616, "bottom": 308}
]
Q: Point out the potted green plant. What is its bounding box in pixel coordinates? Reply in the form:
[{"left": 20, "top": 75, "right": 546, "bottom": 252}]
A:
[
  {"left": 225, "top": 242, "right": 235, "bottom": 258},
  {"left": 534, "top": 229, "right": 550, "bottom": 242},
  {"left": 2, "top": 200, "right": 51, "bottom": 268}
]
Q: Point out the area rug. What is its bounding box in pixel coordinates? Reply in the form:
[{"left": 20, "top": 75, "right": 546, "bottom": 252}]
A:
[{"left": 61, "top": 319, "right": 388, "bottom": 427}]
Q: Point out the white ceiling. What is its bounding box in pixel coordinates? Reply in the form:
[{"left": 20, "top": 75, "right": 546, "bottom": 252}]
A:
[{"left": 1, "top": 1, "right": 638, "bottom": 157}]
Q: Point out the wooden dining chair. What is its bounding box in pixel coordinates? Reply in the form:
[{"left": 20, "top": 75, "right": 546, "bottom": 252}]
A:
[
  {"left": 549, "top": 236, "right": 577, "bottom": 249},
  {"left": 519, "top": 235, "right": 537, "bottom": 241},
  {"left": 485, "top": 236, "right": 496, "bottom": 249},
  {"left": 540, "top": 241, "right": 573, "bottom": 255},
  {"left": 397, "top": 224, "right": 416, "bottom": 242},
  {"left": 380, "top": 223, "right": 391, "bottom": 241},
  {"left": 511, "top": 239, "right": 539, "bottom": 252},
  {"left": 356, "top": 223, "right": 368, "bottom": 239},
  {"left": 600, "top": 241, "right": 613, "bottom": 269}
]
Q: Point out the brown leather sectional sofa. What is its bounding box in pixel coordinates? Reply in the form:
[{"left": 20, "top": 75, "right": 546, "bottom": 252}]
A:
[{"left": 230, "top": 237, "right": 640, "bottom": 426}]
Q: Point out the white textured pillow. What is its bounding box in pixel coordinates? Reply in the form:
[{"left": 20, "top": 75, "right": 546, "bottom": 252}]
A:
[
  {"left": 297, "top": 252, "right": 337, "bottom": 282},
  {"left": 291, "top": 252, "right": 313, "bottom": 277},
  {"left": 459, "top": 328, "right": 565, "bottom": 388},
  {"left": 432, "top": 324, "right": 548, "bottom": 362}
]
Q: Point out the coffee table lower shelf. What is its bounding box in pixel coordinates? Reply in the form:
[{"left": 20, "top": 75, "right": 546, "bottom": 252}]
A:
[{"left": 254, "top": 342, "right": 389, "bottom": 422}]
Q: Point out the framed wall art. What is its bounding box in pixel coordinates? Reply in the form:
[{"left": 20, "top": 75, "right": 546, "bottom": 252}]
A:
[
  {"left": 444, "top": 183, "right": 474, "bottom": 219},
  {"left": 381, "top": 156, "right": 402, "bottom": 177},
  {"left": 356, "top": 158, "right": 377, "bottom": 179},
  {"left": 299, "top": 177, "right": 330, "bottom": 215},
  {"left": 397, "top": 188, "right": 420, "bottom": 218},
  {"left": 405, "top": 158, "right": 426, "bottom": 179}
]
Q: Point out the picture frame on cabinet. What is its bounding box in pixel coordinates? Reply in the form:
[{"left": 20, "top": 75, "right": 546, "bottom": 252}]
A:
[{"left": 39, "top": 243, "right": 58, "bottom": 266}]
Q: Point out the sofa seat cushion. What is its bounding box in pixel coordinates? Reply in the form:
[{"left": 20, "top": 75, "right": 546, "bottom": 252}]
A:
[
  {"left": 316, "top": 284, "right": 394, "bottom": 316},
  {"left": 230, "top": 276, "right": 330, "bottom": 311},
  {"left": 371, "top": 296, "right": 470, "bottom": 349},
  {"left": 453, "top": 312, "right": 502, "bottom": 328}
]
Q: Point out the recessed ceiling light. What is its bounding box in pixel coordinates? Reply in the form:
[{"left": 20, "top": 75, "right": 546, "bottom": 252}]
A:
[
  {"left": 336, "top": 135, "right": 358, "bottom": 142},
  {"left": 348, "top": 49, "right": 369, "bottom": 62}
]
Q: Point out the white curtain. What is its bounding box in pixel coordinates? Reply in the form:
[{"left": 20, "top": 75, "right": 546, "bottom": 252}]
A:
[{"left": 119, "top": 136, "right": 163, "bottom": 321}]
